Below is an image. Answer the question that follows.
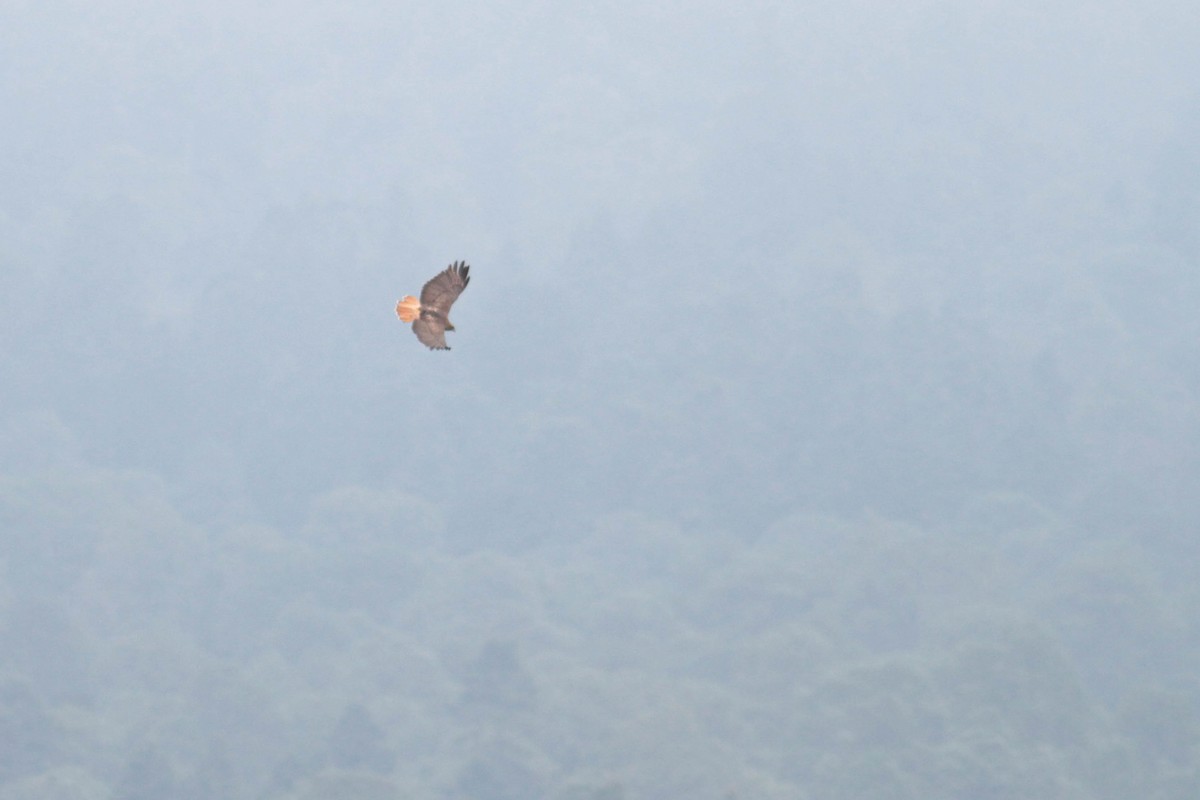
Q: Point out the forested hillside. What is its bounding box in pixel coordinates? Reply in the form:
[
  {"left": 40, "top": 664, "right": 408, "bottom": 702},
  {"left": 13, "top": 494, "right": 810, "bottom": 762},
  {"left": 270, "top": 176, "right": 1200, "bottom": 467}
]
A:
[{"left": 2, "top": 1, "right": 1198, "bottom": 798}]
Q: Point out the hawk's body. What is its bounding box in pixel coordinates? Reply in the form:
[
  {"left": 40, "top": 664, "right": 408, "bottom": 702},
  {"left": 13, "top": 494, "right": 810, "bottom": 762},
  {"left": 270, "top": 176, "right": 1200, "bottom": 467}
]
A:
[{"left": 395, "top": 261, "right": 471, "bottom": 350}]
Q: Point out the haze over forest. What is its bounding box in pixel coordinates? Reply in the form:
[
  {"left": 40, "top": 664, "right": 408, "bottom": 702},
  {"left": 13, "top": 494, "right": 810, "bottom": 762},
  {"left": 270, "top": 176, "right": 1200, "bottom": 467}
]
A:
[{"left": 2, "top": 2, "right": 1198, "bottom": 798}]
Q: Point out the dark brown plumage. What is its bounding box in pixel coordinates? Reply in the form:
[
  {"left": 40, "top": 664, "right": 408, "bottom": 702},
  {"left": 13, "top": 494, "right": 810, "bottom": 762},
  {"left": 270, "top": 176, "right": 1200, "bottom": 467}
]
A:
[{"left": 395, "top": 261, "right": 471, "bottom": 350}]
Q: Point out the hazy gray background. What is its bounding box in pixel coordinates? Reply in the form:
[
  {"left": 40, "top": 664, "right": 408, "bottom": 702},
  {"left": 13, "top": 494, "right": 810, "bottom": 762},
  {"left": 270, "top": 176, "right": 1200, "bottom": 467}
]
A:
[{"left": 2, "top": 2, "right": 1198, "bottom": 798}]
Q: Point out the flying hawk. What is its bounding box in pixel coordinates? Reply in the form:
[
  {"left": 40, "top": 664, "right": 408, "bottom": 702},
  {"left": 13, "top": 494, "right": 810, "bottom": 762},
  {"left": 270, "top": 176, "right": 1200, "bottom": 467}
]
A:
[{"left": 395, "top": 261, "right": 471, "bottom": 350}]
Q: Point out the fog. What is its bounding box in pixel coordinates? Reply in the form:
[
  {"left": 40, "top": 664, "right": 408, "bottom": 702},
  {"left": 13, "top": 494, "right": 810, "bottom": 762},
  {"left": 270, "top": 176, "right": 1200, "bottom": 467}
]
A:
[{"left": 2, "top": 2, "right": 1198, "bottom": 798}]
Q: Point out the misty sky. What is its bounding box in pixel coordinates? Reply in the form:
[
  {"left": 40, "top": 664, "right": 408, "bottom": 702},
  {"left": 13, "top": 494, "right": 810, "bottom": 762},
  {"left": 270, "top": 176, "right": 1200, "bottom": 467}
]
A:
[
  {"left": 0, "top": 0, "right": 1197, "bottom": 550},
  {"left": 0, "top": 0, "right": 1196, "bottom": 545}
]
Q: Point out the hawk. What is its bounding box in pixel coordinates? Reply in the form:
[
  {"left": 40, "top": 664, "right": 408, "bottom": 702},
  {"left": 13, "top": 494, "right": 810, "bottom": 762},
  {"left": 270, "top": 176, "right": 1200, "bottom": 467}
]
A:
[{"left": 395, "top": 261, "right": 471, "bottom": 350}]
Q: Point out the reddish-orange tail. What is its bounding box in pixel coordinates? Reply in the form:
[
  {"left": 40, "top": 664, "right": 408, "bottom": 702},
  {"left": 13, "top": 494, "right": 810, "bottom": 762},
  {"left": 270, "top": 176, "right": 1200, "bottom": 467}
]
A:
[{"left": 395, "top": 295, "right": 420, "bottom": 323}]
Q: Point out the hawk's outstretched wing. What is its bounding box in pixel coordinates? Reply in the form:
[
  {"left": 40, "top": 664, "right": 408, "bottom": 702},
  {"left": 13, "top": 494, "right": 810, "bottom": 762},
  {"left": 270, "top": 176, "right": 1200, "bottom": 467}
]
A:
[
  {"left": 420, "top": 261, "right": 470, "bottom": 316},
  {"left": 412, "top": 317, "right": 449, "bottom": 350}
]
